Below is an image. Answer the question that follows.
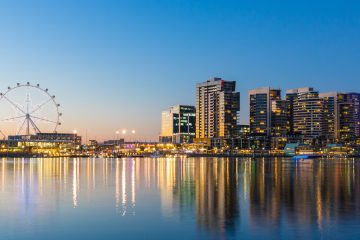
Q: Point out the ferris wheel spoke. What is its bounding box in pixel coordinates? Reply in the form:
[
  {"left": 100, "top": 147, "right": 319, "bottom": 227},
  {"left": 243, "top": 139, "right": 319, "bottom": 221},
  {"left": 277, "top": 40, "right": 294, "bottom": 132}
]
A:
[
  {"left": 17, "top": 118, "right": 27, "bottom": 135},
  {"left": 30, "top": 98, "right": 52, "bottom": 114},
  {"left": 0, "top": 115, "right": 26, "bottom": 122},
  {"left": 26, "top": 93, "right": 31, "bottom": 114},
  {"left": 31, "top": 115, "right": 58, "bottom": 124},
  {"left": 2, "top": 95, "right": 26, "bottom": 114}
]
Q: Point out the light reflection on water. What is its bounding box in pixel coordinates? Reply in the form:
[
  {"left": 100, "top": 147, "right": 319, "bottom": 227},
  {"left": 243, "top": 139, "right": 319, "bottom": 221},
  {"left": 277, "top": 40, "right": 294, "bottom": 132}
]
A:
[{"left": 0, "top": 157, "right": 360, "bottom": 240}]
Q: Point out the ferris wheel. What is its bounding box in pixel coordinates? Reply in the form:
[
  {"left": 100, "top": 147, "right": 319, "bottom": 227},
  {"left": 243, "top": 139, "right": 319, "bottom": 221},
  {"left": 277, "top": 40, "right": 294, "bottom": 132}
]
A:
[{"left": 0, "top": 82, "right": 61, "bottom": 136}]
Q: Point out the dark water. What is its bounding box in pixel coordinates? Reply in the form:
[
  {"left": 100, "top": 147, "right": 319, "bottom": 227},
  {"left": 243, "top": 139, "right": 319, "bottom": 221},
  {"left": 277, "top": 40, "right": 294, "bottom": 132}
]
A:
[{"left": 0, "top": 157, "right": 360, "bottom": 240}]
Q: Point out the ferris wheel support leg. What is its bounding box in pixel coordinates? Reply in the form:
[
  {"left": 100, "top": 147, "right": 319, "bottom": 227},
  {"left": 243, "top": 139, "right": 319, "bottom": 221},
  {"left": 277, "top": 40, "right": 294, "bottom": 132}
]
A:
[{"left": 28, "top": 117, "right": 41, "bottom": 134}]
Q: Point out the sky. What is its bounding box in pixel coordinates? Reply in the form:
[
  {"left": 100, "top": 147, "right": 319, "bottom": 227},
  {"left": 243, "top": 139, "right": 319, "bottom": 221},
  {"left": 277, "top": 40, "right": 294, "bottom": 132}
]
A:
[{"left": 0, "top": 0, "right": 359, "bottom": 141}]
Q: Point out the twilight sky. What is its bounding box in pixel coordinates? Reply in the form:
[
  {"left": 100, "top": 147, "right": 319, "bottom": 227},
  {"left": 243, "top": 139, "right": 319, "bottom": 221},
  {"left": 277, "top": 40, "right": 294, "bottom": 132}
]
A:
[{"left": 0, "top": 0, "right": 359, "bottom": 141}]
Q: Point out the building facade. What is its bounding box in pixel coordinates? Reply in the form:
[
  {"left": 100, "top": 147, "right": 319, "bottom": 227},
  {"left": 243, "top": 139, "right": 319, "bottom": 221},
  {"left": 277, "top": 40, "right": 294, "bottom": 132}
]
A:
[
  {"left": 320, "top": 92, "right": 356, "bottom": 142},
  {"left": 285, "top": 90, "right": 299, "bottom": 135},
  {"left": 4, "top": 132, "right": 82, "bottom": 156},
  {"left": 235, "top": 124, "right": 250, "bottom": 138},
  {"left": 159, "top": 105, "right": 196, "bottom": 144},
  {"left": 8, "top": 132, "right": 81, "bottom": 145},
  {"left": 271, "top": 99, "right": 288, "bottom": 137},
  {"left": 288, "top": 88, "right": 323, "bottom": 139},
  {"left": 249, "top": 87, "right": 287, "bottom": 137},
  {"left": 347, "top": 93, "right": 360, "bottom": 137},
  {"left": 196, "top": 77, "right": 240, "bottom": 140}
]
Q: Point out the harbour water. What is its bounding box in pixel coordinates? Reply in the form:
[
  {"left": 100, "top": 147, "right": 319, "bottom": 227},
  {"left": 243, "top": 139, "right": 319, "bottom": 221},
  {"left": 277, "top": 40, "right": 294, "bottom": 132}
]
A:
[{"left": 1, "top": 157, "right": 360, "bottom": 240}]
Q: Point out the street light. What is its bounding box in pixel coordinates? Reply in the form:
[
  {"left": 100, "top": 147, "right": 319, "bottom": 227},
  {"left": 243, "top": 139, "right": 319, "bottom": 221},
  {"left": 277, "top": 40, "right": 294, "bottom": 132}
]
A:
[
  {"left": 122, "top": 129, "right": 127, "bottom": 135},
  {"left": 113, "top": 130, "right": 121, "bottom": 156},
  {"left": 115, "top": 130, "right": 120, "bottom": 141},
  {"left": 73, "top": 130, "right": 77, "bottom": 134},
  {"left": 131, "top": 129, "right": 136, "bottom": 143}
]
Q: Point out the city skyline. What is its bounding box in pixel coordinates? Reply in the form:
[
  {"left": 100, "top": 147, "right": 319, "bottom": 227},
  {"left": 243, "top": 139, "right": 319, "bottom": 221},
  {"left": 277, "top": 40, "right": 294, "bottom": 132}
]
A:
[
  {"left": 1, "top": 0, "right": 360, "bottom": 141},
  {"left": 2, "top": 79, "right": 360, "bottom": 142}
]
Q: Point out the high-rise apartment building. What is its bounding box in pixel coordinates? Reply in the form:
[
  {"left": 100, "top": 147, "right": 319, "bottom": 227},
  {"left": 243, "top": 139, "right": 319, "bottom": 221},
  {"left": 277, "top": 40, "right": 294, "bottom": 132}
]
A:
[
  {"left": 159, "top": 105, "right": 196, "bottom": 143},
  {"left": 196, "top": 77, "right": 240, "bottom": 139},
  {"left": 249, "top": 87, "right": 287, "bottom": 137},
  {"left": 320, "top": 92, "right": 355, "bottom": 141},
  {"left": 348, "top": 93, "right": 360, "bottom": 137},
  {"left": 287, "top": 88, "right": 323, "bottom": 138}
]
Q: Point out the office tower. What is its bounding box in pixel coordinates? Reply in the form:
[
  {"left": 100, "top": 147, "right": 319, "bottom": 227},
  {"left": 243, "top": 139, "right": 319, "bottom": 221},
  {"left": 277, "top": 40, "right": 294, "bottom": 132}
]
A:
[
  {"left": 159, "top": 105, "right": 196, "bottom": 143},
  {"left": 347, "top": 93, "right": 360, "bottom": 137},
  {"left": 338, "top": 101, "right": 355, "bottom": 141},
  {"left": 271, "top": 99, "right": 288, "bottom": 137},
  {"left": 196, "top": 77, "right": 240, "bottom": 139},
  {"left": 320, "top": 92, "right": 355, "bottom": 141},
  {"left": 285, "top": 90, "right": 300, "bottom": 135},
  {"left": 320, "top": 92, "right": 337, "bottom": 140},
  {"left": 160, "top": 110, "right": 173, "bottom": 143},
  {"left": 249, "top": 87, "right": 287, "bottom": 137},
  {"left": 288, "top": 88, "right": 322, "bottom": 138}
]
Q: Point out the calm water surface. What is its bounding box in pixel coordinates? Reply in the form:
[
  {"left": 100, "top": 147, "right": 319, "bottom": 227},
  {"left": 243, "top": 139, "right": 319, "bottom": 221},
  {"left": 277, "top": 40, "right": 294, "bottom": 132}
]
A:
[{"left": 1, "top": 157, "right": 360, "bottom": 240}]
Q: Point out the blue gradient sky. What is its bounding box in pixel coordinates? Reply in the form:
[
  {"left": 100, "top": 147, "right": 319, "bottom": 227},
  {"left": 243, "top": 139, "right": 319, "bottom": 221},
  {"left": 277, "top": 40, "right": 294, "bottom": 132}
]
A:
[{"left": 0, "top": 0, "right": 359, "bottom": 141}]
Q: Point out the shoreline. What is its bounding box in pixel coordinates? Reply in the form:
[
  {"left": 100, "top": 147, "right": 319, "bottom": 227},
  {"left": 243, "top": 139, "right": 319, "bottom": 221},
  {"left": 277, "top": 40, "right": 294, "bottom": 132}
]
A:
[{"left": 1, "top": 153, "right": 360, "bottom": 158}]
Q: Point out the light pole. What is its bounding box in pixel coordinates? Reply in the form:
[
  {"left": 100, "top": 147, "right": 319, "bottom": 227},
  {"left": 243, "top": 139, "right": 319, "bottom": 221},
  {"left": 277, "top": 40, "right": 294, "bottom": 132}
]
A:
[
  {"left": 131, "top": 130, "right": 136, "bottom": 142},
  {"left": 72, "top": 130, "right": 78, "bottom": 154},
  {"left": 114, "top": 130, "right": 120, "bottom": 157},
  {"left": 130, "top": 130, "right": 136, "bottom": 152},
  {"left": 121, "top": 130, "right": 126, "bottom": 156},
  {"left": 121, "top": 129, "right": 127, "bottom": 142}
]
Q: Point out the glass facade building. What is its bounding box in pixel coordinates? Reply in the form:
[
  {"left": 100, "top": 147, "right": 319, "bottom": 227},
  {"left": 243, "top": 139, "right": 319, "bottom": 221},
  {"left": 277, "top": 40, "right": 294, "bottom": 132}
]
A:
[
  {"left": 160, "top": 105, "right": 196, "bottom": 143},
  {"left": 249, "top": 87, "right": 287, "bottom": 137}
]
